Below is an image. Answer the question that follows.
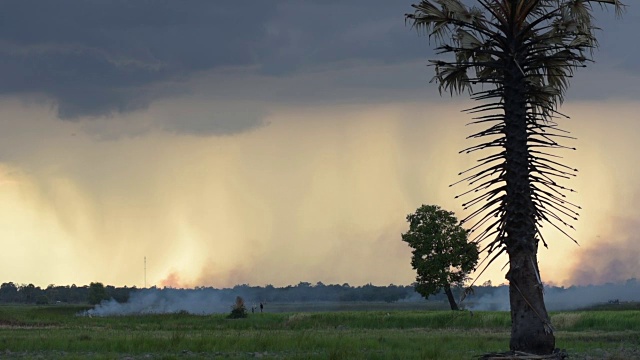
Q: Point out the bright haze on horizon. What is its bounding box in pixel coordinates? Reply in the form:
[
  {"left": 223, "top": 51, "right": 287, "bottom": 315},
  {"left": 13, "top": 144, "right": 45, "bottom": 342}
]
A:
[{"left": 0, "top": 1, "right": 638, "bottom": 288}]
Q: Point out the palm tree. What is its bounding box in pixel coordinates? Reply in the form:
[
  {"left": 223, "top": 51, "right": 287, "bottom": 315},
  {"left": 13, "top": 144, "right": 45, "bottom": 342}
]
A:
[{"left": 406, "top": 0, "right": 624, "bottom": 355}]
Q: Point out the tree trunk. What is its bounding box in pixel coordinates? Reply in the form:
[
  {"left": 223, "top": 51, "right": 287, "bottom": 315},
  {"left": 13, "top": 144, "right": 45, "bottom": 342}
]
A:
[
  {"left": 507, "top": 248, "right": 554, "bottom": 354},
  {"left": 444, "top": 284, "right": 459, "bottom": 311},
  {"left": 502, "top": 48, "right": 555, "bottom": 354}
]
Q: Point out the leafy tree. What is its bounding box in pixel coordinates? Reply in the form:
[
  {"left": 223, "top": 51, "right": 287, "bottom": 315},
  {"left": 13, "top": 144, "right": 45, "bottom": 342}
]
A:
[
  {"left": 88, "top": 282, "right": 109, "bottom": 305},
  {"left": 18, "top": 284, "right": 39, "bottom": 303},
  {"left": 402, "top": 204, "right": 479, "bottom": 310},
  {"left": 0, "top": 282, "right": 18, "bottom": 303},
  {"left": 406, "top": 0, "right": 624, "bottom": 354}
]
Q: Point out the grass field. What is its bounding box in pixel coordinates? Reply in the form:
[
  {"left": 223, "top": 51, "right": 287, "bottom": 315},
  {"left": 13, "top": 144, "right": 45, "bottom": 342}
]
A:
[{"left": 0, "top": 303, "right": 638, "bottom": 359}]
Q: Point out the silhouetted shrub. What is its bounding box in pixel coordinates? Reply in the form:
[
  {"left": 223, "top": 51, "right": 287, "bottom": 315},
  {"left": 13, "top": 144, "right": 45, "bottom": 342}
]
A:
[{"left": 227, "top": 296, "right": 248, "bottom": 319}]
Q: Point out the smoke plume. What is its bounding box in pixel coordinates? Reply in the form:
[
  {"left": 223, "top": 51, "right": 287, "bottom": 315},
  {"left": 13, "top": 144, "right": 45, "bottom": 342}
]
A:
[
  {"left": 568, "top": 217, "right": 640, "bottom": 286},
  {"left": 85, "top": 288, "right": 235, "bottom": 316},
  {"left": 467, "top": 280, "right": 640, "bottom": 311}
]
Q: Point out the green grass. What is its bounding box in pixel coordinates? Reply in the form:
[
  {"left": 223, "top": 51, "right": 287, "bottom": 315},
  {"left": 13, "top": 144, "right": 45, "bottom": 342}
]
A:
[{"left": 0, "top": 305, "right": 638, "bottom": 359}]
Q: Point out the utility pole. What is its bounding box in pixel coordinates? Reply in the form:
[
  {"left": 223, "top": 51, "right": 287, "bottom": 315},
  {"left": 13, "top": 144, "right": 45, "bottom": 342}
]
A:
[{"left": 144, "top": 256, "right": 147, "bottom": 289}]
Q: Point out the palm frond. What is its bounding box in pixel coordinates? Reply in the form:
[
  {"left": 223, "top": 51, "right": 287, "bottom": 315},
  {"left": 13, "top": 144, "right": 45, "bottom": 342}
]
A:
[{"left": 406, "top": 0, "right": 624, "bottom": 267}]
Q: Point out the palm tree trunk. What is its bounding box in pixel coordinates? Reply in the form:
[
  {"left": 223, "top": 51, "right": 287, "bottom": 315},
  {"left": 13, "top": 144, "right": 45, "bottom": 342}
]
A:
[
  {"left": 507, "top": 248, "right": 554, "bottom": 353},
  {"left": 503, "top": 56, "right": 555, "bottom": 354},
  {"left": 444, "top": 283, "right": 459, "bottom": 311}
]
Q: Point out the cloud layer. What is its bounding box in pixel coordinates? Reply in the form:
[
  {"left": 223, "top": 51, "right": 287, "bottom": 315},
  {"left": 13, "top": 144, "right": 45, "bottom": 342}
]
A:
[
  {"left": 1, "top": 1, "right": 635, "bottom": 133},
  {"left": 0, "top": 1, "right": 425, "bottom": 123}
]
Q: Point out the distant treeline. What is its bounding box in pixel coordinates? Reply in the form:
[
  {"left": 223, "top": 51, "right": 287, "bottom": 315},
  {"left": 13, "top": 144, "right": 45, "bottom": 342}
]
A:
[
  {"left": 0, "top": 282, "right": 418, "bottom": 305},
  {"left": 0, "top": 283, "right": 133, "bottom": 305},
  {"left": 208, "top": 282, "right": 416, "bottom": 304},
  {"left": 0, "top": 280, "right": 538, "bottom": 306},
  {"left": 1, "top": 279, "right": 638, "bottom": 306}
]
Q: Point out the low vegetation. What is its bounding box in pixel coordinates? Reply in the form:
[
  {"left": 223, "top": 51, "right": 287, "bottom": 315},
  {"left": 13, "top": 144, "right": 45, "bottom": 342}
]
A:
[
  {"left": 227, "top": 296, "right": 248, "bottom": 319},
  {"left": 0, "top": 304, "right": 638, "bottom": 359}
]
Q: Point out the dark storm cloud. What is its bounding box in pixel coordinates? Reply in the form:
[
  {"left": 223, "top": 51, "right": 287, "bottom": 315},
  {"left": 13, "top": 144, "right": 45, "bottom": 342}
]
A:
[
  {"left": 0, "top": 0, "right": 276, "bottom": 119},
  {"left": 256, "top": 1, "right": 426, "bottom": 74},
  {"left": 0, "top": 0, "right": 273, "bottom": 119},
  {"left": 0, "top": 1, "right": 425, "bottom": 123},
  {"left": 0, "top": 1, "right": 634, "bottom": 133}
]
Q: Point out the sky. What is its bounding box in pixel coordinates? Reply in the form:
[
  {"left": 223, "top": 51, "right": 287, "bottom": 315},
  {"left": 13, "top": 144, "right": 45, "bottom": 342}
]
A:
[{"left": 0, "top": 1, "right": 638, "bottom": 289}]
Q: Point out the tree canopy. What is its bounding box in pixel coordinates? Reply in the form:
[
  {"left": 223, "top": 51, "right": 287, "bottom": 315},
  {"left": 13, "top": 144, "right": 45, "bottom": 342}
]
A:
[
  {"left": 88, "top": 282, "right": 110, "bottom": 305},
  {"left": 402, "top": 204, "right": 479, "bottom": 310}
]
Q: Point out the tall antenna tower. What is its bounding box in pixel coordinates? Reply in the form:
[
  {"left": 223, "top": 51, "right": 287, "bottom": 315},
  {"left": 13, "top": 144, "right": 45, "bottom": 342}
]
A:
[{"left": 144, "top": 256, "right": 147, "bottom": 289}]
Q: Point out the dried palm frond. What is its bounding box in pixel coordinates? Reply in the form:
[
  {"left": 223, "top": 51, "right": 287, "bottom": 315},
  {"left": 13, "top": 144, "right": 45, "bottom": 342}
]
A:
[{"left": 407, "top": 0, "right": 625, "bottom": 267}]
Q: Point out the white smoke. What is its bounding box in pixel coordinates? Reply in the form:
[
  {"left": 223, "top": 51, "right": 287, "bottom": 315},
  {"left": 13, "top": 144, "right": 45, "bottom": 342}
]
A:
[
  {"left": 465, "top": 286, "right": 509, "bottom": 311},
  {"left": 544, "top": 281, "right": 640, "bottom": 310},
  {"left": 83, "top": 288, "right": 235, "bottom": 316},
  {"left": 81, "top": 280, "right": 640, "bottom": 316},
  {"left": 467, "top": 280, "right": 640, "bottom": 311}
]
